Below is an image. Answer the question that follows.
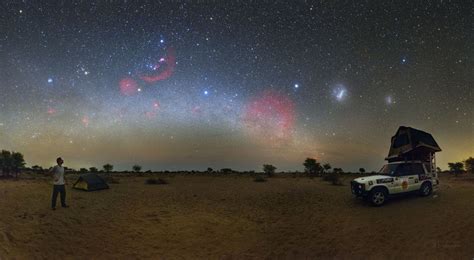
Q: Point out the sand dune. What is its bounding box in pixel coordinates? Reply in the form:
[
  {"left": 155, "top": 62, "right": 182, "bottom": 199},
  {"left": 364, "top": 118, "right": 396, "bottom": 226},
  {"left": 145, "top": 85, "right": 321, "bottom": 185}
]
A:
[{"left": 1, "top": 174, "right": 473, "bottom": 259}]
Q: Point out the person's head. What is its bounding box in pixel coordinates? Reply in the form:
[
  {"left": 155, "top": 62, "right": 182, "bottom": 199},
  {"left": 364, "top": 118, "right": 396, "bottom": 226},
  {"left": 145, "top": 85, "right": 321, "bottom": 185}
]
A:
[{"left": 56, "top": 157, "right": 64, "bottom": 166}]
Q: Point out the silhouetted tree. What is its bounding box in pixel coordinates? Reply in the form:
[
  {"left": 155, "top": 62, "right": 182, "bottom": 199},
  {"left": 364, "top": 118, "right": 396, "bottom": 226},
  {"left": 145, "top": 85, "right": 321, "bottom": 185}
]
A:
[
  {"left": 103, "top": 163, "right": 113, "bottom": 173},
  {"left": 0, "top": 150, "right": 12, "bottom": 177},
  {"left": 322, "top": 163, "right": 332, "bottom": 174},
  {"left": 436, "top": 167, "right": 442, "bottom": 173},
  {"left": 359, "top": 168, "right": 366, "bottom": 174},
  {"left": 263, "top": 164, "right": 276, "bottom": 177},
  {"left": 0, "top": 150, "right": 25, "bottom": 178},
  {"left": 207, "top": 167, "right": 213, "bottom": 173},
  {"left": 448, "top": 162, "right": 464, "bottom": 176},
  {"left": 333, "top": 168, "right": 344, "bottom": 174},
  {"left": 11, "top": 152, "right": 25, "bottom": 175},
  {"left": 464, "top": 157, "right": 474, "bottom": 174},
  {"left": 89, "top": 167, "right": 98, "bottom": 173},
  {"left": 303, "top": 158, "right": 322, "bottom": 176},
  {"left": 133, "top": 164, "right": 142, "bottom": 173},
  {"left": 79, "top": 168, "right": 88, "bottom": 173}
]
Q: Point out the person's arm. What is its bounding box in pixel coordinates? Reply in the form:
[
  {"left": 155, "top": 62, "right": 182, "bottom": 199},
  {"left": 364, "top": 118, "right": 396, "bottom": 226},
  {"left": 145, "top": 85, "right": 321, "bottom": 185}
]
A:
[{"left": 50, "top": 166, "right": 59, "bottom": 181}]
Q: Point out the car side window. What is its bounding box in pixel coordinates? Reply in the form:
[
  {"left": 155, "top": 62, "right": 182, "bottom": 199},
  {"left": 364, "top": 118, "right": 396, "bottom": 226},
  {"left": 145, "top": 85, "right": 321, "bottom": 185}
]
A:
[
  {"left": 395, "top": 164, "right": 412, "bottom": 176},
  {"left": 412, "top": 164, "right": 424, "bottom": 175}
]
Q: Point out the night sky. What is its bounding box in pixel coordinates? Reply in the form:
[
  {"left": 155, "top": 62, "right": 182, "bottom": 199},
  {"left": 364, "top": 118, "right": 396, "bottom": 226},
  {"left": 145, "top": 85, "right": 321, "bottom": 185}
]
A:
[{"left": 1, "top": 1, "right": 472, "bottom": 172}]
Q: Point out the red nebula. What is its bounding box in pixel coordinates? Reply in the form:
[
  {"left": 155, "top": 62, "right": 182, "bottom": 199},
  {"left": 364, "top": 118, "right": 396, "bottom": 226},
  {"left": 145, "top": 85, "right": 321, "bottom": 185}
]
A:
[
  {"left": 243, "top": 90, "right": 295, "bottom": 141},
  {"left": 47, "top": 107, "right": 57, "bottom": 115},
  {"left": 119, "top": 77, "right": 139, "bottom": 96},
  {"left": 81, "top": 116, "right": 89, "bottom": 127},
  {"left": 140, "top": 47, "right": 176, "bottom": 83},
  {"left": 145, "top": 100, "right": 161, "bottom": 119}
]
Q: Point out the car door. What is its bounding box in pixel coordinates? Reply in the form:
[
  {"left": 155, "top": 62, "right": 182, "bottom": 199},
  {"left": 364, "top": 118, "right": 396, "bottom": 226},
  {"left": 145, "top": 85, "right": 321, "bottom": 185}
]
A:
[
  {"left": 408, "top": 163, "right": 425, "bottom": 191},
  {"left": 394, "top": 163, "right": 411, "bottom": 193}
]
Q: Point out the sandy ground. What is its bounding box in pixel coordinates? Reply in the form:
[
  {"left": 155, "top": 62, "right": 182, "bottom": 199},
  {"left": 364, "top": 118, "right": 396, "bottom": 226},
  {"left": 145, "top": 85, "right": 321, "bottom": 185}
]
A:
[{"left": 1, "top": 174, "right": 473, "bottom": 259}]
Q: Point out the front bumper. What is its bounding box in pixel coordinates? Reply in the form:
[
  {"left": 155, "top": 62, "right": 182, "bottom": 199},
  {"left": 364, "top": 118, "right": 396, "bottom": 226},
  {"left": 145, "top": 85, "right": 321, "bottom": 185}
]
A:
[{"left": 351, "top": 181, "right": 368, "bottom": 197}]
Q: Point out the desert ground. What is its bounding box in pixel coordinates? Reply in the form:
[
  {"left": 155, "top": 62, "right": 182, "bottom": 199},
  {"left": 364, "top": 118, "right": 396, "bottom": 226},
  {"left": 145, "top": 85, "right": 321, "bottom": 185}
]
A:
[{"left": 1, "top": 173, "right": 473, "bottom": 259}]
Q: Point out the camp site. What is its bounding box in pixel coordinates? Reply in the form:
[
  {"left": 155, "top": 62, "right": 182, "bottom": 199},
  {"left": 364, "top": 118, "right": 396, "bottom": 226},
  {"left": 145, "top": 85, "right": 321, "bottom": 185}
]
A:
[
  {"left": 2, "top": 1, "right": 472, "bottom": 259},
  {"left": 1, "top": 126, "right": 473, "bottom": 258}
]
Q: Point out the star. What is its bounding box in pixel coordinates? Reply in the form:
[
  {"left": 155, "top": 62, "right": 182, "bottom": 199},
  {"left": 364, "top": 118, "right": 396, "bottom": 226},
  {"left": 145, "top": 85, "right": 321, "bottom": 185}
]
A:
[
  {"left": 47, "top": 78, "right": 53, "bottom": 83},
  {"left": 294, "top": 84, "right": 299, "bottom": 89}
]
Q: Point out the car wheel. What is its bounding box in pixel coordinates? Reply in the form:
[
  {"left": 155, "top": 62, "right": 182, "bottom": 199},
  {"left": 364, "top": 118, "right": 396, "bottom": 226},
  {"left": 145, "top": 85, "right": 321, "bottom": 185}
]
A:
[
  {"left": 419, "top": 182, "right": 432, "bottom": 197},
  {"left": 369, "top": 188, "right": 387, "bottom": 206}
]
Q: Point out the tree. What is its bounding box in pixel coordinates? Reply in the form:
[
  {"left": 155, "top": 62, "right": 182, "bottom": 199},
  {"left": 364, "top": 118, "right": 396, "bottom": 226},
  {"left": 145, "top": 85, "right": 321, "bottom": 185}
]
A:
[
  {"left": 323, "top": 163, "right": 332, "bottom": 174},
  {"left": 448, "top": 162, "right": 464, "bottom": 176},
  {"left": 464, "top": 157, "right": 474, "bottom": 174},
  {"left": 132, "top": 164, "right": 142, "bottom": 173},
  {"left": 333, "top": 168, "right": 344, "bottom": 174},
  {"left": 11, "top": 152, "right": 25, "bottom": 177},
  {"left": 263, "top": 164, "right": 276, "bottom": 177},
  {"left": 303, "top": 158, "right": 322, "bottom": 176},
  {"left": 0, "top": 150, "right": 25, "bottom": 178},
  {"left": 103, "top": 163, "right": 113, "bottom": 173},
  {"left": 89, "top": 167, "right": 98, "bottom": 173},
  {"left": 0, "top": 150, "right": 12, "bottom": 177},
  {"left": 207, "top": 167, "right": 213, "bottom": 173},
  {"left": 359, "top": 168, "right": 366, "bottom": 174},
  {"left": 79, "top": 168, "right": 88, "bottom": 173}
]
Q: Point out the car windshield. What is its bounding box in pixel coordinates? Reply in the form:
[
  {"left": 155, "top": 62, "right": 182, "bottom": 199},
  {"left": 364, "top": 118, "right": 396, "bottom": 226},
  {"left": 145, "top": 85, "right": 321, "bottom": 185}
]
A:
[{"left": 379, "top": 164, "right": 398, "bottom": 175}]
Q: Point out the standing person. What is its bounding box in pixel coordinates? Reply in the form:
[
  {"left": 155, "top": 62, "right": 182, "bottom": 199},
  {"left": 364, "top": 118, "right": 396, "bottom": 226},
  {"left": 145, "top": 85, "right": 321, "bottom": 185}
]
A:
[{"left": 50, "top": 157, "right": 69, "bottom": 210}]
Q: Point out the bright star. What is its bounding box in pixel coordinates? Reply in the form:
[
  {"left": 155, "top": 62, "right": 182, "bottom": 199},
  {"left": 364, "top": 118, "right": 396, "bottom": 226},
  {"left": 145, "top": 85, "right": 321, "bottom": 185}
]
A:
[
  {"left": 204, "top": 90, "right": 209, "bottom": 95},
  {"left": 294, "top": 84, "right": 299, "bottom": 89},
  {"left": 160, "top": 39, "right": 164, "bottom": 43},
  {"left": 47, "top": 78, "right": 53, "bottom": 83}
]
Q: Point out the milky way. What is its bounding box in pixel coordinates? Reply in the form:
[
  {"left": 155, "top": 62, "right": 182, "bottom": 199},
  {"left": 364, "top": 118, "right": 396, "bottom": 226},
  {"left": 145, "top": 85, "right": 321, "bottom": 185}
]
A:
[{"left": 0, "top": 1, "right": 472, "bottom": 171}]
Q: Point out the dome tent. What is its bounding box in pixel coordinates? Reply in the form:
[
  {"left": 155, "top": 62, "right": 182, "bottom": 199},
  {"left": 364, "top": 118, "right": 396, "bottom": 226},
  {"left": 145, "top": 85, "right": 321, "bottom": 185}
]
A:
[{"left": 73, "top": 173, "right": 109, "bottom": 191}]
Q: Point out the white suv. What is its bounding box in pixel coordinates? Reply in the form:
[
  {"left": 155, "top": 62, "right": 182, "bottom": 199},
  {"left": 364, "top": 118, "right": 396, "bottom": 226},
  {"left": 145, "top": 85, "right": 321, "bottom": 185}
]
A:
[{"left": 351, "top": 161, "right": 439, "bottom": 206}]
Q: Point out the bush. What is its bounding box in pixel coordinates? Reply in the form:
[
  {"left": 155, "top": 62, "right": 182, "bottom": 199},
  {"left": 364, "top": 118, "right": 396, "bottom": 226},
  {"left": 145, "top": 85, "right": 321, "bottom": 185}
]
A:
[
  {"left": 323, "top": 172, "right": 342, "bottom": 185},
  {"left": 254, "top": 175, "right": 266, "bottom": 182},
  {"left": 220, "top": 168, "right": 233, "bottom": 174},
  {"left": 145, "top": 178, "right": 168, "bottom": 185}
]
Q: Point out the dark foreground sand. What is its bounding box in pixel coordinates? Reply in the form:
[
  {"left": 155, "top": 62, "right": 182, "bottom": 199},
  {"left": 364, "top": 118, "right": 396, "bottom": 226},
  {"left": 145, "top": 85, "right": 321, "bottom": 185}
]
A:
[{"left": 1, "top": 174, "right": 473, "bottom": 259}]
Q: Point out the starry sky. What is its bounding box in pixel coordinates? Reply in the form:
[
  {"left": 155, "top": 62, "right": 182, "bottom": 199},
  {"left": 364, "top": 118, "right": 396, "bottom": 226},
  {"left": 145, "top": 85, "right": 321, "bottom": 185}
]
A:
[{"left": 1, "top": 1, "right": 472, "bottom": 172}]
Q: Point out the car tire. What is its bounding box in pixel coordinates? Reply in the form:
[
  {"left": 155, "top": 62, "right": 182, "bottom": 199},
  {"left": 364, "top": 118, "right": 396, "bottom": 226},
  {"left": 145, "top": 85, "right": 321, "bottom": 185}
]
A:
[
  {"left": 369, "top": 188, "right": 387, "bottom": 206},
  {"left": 419, "top": 182, "right": 432, "bottom": 197}
]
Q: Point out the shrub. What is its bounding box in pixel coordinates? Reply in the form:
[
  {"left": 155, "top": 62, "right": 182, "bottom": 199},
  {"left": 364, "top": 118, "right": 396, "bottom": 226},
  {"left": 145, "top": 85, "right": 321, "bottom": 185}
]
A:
[
  {"left": 145, "top": 178, "right": 168, "bottom": 185},
  {"left": 254, "top": 175, "right": 266, "bottom": 182},
  {"left": 220, "top": 168, "right": 233, "bottom": 174},
  {"left": 323, "top": 172, "right": 342, "bottom": 185}
]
